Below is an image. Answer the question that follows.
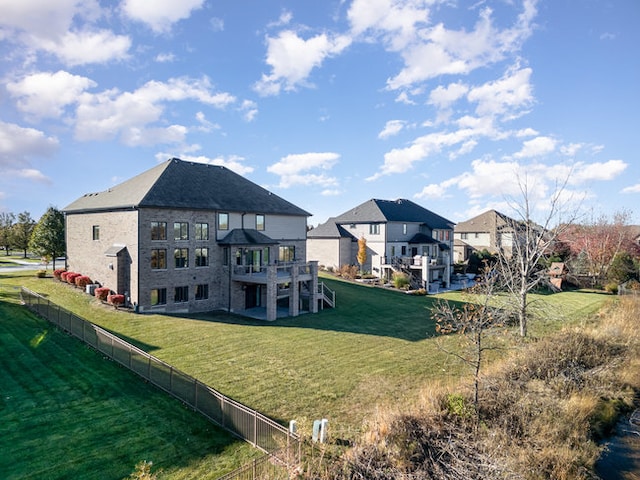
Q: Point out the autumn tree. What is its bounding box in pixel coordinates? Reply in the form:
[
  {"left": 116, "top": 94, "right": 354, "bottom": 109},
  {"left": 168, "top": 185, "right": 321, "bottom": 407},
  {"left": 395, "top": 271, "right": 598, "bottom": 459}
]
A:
[
  {"left": 11, "top": 211, "right": 36, "bottom": 258},
  {"left": 558, "top": 210, "right": 639, "bottom": 285},
  {"left": 357, "top": 236, "right": 367, "bottom": 273},
  {"left": 29, "top": 206, "right": 66, "bottom": 270},
  {"left": 0, "top": 212, "right": 15, "bottom": 255}
]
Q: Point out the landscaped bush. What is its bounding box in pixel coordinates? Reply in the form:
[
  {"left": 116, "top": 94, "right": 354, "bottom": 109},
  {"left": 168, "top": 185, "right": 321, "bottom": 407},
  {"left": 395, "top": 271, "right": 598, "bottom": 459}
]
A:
[
  {"left": 60, "top": 271, "right": 69, "bottom": 282},
  {"left": 74, "top": 275, "right": 92, "bottom": 289},
  {"left": 36, "top": 270, "right": 47, "bottom": 278},
  {"left": 107, "top": 294, "right": 125, "bottom": 309},
  {"left": 65, "top": 272, "right": 81, "bottom": 286},
  {"left": 392, "top": 272, "right": 410, "bottom": 289},
  {"left": 604, "top": 282, "right": 618, "bottom": 294},
  {"left": 53, "top": 269, "right": 66, "bottom": 280},
  {"left": 338, "top": 264, "right": 359, "bottom": 280},
  {"left": 94, "top": 287, "right": 110, "bottom": 302}
]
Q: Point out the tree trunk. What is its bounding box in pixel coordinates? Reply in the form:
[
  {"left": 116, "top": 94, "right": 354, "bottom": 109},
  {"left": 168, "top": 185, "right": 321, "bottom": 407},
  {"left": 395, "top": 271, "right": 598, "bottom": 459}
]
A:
[{"left": 519, "top": 289, "right": 528, "bottom": 337}]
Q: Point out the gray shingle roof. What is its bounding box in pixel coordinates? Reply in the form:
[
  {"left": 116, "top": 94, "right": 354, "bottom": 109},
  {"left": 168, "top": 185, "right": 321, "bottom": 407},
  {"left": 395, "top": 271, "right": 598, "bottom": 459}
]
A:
[
  {"left": 218, "top": 229, "right": 277, "bottom": 245},
  {"left": 64, "top": 158, "right": 310, "bottom": 216},
  {"left": 454, "top": 209, "right": 514, "bottom": 233},
  {"left": 307, "top": 218, "right": 355, "bottom": 239},
  {"left": 332, "top": 198, "right": 454, "bottom": 229}
]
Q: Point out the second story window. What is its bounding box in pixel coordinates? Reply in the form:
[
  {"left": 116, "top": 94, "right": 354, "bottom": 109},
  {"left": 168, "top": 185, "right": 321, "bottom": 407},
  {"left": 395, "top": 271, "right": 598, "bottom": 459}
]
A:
[
  {"left": 195, "top": 247, "right": 209, "bottom": 267},
  {"left": 151, "top": 249, "right": 166, "bottom": 269},
  {"left": 370, "top": 224, "right": 380, "bottom": 235},
  {"left": 174, "top": 248, "right": 188, "bottom": 268},
  {"left": 403, "top": 224, "right": 407, "bottom": 235},
  {"left": 195, "top": 222, "right": 209, "bottom": 240},
  {"left": 174, "top": 222, "right": 188, "bottom": 241},
  {"left": 218, "top": 212, "right": 229, "bottom": 231},
  {"left": 151, "top": 221, "right": 167, "bottom": 241},
  {"left": 256, "top": 214, "right": 265, "bottom": 231},
  {"left": 92, "top": 225, "right": 100, "bottom": 240}
]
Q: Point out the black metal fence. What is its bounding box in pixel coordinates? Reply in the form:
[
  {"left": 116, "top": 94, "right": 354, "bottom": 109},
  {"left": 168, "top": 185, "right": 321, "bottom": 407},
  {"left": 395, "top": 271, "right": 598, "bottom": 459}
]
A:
[{"left": 19, "top": 287, "right": 300, "bottom": 478}]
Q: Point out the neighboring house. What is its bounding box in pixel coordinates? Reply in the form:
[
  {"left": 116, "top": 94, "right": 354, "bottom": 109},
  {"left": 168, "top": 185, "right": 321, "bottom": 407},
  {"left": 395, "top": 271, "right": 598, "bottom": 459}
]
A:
[
  {"left": 307, "top": 198, "right": 455, "bottom": 289},
  {"left": 453, "top": 210, "right": 518, "bottom": 263},
  {"left": 63, "top": 158, "right": 325, "bottom": 321}
]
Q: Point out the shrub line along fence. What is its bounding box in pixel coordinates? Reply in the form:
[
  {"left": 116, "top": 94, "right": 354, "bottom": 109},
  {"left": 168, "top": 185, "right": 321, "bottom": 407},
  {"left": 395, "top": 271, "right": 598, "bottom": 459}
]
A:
[{"left": 19, "top": 287, "right": 299, "bottom": 480}]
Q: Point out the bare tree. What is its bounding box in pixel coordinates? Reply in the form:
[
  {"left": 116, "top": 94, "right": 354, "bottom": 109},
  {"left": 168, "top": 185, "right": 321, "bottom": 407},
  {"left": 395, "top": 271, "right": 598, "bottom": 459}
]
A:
[
  {"left": 497, "top": 175, "right": 578, "bottom": 337},
  {"left": 432, "top": 269, "right": 504, "bottom": 423}
]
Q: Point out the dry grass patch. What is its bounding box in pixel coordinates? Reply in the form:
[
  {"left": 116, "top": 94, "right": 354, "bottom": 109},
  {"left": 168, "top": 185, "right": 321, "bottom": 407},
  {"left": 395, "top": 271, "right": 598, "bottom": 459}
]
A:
[{"left": 309, "top": 297, "right": 640, "bottom": 480}]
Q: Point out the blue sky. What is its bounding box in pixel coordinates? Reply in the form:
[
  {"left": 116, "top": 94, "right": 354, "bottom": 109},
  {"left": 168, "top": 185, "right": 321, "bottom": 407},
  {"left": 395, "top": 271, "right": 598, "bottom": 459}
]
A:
[{"left": 1, "top": 0, "right": 638, "bottom": 226}]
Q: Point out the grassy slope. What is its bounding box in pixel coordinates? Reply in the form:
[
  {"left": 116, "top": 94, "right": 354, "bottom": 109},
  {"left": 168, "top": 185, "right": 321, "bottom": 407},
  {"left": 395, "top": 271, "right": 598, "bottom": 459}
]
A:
[
  {"left": 1, "top": 270, "right": 609, "bottom": 433},
  {"left": 0, "top": 286, "right": 259, "bottom": 480}
]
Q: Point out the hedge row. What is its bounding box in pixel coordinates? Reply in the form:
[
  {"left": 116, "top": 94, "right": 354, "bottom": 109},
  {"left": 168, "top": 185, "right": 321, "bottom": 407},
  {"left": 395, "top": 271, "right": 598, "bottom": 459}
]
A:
[{"left": 52, "top": 269, "right": 125, "bottom": 308}]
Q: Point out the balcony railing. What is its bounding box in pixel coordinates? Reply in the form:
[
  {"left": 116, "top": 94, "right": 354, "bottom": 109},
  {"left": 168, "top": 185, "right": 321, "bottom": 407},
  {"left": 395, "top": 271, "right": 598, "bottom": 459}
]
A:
[{"left": 232, "top": 261, "right": 314, "bottom": 281}]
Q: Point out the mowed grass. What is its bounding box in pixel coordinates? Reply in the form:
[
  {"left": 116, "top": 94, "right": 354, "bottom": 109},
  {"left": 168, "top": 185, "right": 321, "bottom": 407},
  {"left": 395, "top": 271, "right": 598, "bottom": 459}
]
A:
[
  {"left": 1, "top": 270, "right": 610, "bottom": 433},
  {"left": 0, "top": 286, "right": 259, "bottom": 480}
]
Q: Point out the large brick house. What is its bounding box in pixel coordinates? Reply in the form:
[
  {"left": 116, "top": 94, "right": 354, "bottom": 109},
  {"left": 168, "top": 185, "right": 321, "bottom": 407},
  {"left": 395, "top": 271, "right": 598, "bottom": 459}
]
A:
[
  {"left": 307, "top": 198, "right": 455, "bottom": 290},
  {"left": 63, "top": 158, "right": 322, "bottom": 320}
]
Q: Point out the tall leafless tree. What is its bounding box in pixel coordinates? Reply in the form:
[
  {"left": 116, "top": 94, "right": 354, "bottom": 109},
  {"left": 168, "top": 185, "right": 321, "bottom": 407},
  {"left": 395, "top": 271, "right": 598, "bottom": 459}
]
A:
[{"left": 497, "top": 174, "right": 579, "bottom": 337}]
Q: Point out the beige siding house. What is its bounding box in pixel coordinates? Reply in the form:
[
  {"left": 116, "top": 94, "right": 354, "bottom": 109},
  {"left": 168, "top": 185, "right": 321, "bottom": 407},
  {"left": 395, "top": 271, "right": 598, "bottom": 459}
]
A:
[
  {"left": 64, "top": 158, "right": 322, "bottom": 320},
  {"left": 453, "top": 209, "right": 517, "bottom": 262},
  {"left": 307, "top": 199, "right": 455, "bottom": 290}
]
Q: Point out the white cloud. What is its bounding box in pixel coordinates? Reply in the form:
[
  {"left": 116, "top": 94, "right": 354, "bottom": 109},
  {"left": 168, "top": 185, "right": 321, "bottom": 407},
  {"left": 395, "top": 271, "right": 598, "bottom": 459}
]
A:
[
  {"left": 467, "top": 66, "right": 533, "bottom": 119},
  {"left": 0, "top": 121, "right": 59, "bottom": 166},
  {"left": 560, "top": 142, "right": 584, "bottom": 157},
  {"left": 348, "top": 0, "right": 429, "bottom": 50},
  {"left": 378, "top": 120, "right": 405, "bottom": 139},
  {"left": 36, "top": 29, "right": 131, "bottom": 66},
  {"left": 155, "top": 52, "right": 176, "bottom": 63},
  {"left": 239, "top": 100, "right": 258, "bottom": 122},
  {"left": 121, "top": 0, "right": 205, "bottom": 33},
  {"left": 414, "top": 156, "right": 627, "bottom": 208},
  {"left": 567, "top": 160, "right": 627, "bottom": 184},
  {"left": 7, "top": 70, "right": 96, "bottom": 120},
  {"left": 622, "top": 184, "right": 640, "bottom": 194},
  {"left": 368, "top": 115, "right": 497, "bottom": 180},
  {"left": 15, "top": 168, "right": 51, "bottom": 184},
  {"left": 267, "top": 152, "right": 339, "bottom": 188},
  {"left": 74, "top": 77, "right": 236, "bottom": 145},
  {"left": 254, "top": 30, "right": 351, "bottom": 96},
  {"left": 385, "top": 2, "right": 537, "bottom": 90},
  {"left": 428, "top": 82, "right": 469, "bottom": 109},
  {"left": 514, "top": 135, "right": 557, "bottom": 158},
  {"left": 0, "top": 0, "right": 131, "bottom": 66}
]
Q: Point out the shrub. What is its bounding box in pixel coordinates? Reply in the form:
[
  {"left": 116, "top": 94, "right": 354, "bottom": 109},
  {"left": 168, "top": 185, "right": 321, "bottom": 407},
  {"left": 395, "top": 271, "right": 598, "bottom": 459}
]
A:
[
  {"left": 94, "top": 287, "right": 110, "bottom": 302},
  {"left": 107, "top": 294, "right": 126, "bottom": 309},
  {"left": 36, "top": 270, "right": 47, "bottom": 278},
  {"left": 74, "top": 275, "right": 92, "bottom": 289},
  {"left": 392, "top": 272, "right": 410, "bottom": 289},
  {"left": 338, "top": 264, "right": 359, "bottom": 280},
  {"left": 604, "top": 282, "right": 618, "bottom": 294},
  {"left": 66, "top": 272, "right": 81, "bottom": 285},
  {"left": 53, "top": 269, "right": 66, "bottom": 280},
  {"left": 60, "top": 271, "right": 69, "bottom": 282}
]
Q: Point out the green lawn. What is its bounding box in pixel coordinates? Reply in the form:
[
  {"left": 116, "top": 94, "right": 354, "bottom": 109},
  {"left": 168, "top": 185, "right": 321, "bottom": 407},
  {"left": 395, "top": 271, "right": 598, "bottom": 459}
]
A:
[
  {"left": 0, "top": 270, "right": 610, "bottom": 435},
  {"left": 0, "top": 285, "right": 259, "bottom": 480}
]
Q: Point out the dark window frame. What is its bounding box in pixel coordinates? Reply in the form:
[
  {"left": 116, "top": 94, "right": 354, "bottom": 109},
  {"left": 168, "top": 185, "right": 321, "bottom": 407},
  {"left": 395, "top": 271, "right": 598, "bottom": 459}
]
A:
[
  {"left": 174, "top": 248, "right": 188, "bottom": 269},
  {"left": 195, "top": 247, "right": 209, "bottom": 267},
  {"left": 174, "top": 286, "right": 189, "bottom": 303},
  {"left": 218, "top": 212, "right": 229, "bottom": 231},
  {"left": 195, "top": 222, "right": 209, "bottom": 240},
  {"left": 151, "top": 249, "right": 167, "bottom": 269},
  {"left": 174, "top": 222, "right": 189, "bottom": 241},
  {"left": 195, "top": 284, "right": 209, "bottom": 300},
  {"left": 150, "top": 288, "right": 167, "bottom": 305},
  {"left": 92, "top": 225, "right": 100, "bottom": 240},
  {"left": 151, "top": 221, "right": 167, "bottom": 241}
]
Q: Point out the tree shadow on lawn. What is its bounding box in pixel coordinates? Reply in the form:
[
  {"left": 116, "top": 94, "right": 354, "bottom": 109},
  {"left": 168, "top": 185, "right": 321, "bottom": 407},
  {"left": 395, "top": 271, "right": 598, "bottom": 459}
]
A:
[{"left": 187, "top": 279, "right": 469, "bottom": 342}]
